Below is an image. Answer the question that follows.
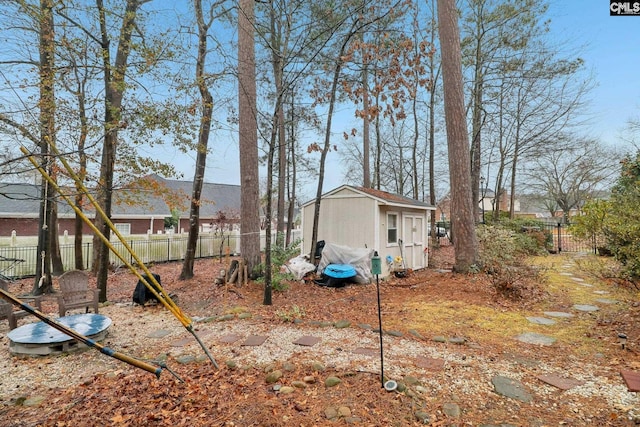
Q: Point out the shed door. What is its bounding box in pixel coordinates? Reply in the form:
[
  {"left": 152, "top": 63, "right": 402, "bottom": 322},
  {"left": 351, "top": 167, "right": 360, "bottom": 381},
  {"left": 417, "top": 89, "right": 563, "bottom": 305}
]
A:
[{"left": 403, "top": 215, "right": 425, "bottom": 270}]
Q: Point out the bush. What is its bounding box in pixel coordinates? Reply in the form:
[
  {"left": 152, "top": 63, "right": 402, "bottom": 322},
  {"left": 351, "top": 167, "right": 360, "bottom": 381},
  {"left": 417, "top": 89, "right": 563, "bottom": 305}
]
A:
[
  {"left": 256, "top": 234, "right": 301, "bottom": 292},
  {"left": 477, "top": 224, "right": 544, "bottom": 298}
]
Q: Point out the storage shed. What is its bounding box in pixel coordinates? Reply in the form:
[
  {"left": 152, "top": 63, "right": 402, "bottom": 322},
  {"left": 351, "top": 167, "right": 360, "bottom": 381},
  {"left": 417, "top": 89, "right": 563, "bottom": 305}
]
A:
[{"left": 301, "top": 185, "right": 435, "bottom": 278}]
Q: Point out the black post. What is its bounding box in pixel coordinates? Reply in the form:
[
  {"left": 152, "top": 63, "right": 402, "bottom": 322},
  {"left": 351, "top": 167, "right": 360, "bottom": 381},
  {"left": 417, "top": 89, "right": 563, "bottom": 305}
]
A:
[
  {"left": 371, "top": 251, "right": 384, "bottom": 387},
  {"left": 557, "top": 222, "right": 562, "bottom": 253}
]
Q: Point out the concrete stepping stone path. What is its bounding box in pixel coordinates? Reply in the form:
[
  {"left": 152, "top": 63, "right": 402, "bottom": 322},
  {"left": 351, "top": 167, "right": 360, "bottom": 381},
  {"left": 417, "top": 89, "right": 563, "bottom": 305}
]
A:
[
  {"left": 526, "top": 316, "right": 556, "bottom": 325},
  {"left": 293, "top": 335, "right": 321, "bottom": 346},
  {"left": 573, "top": 304, "right": 599, "bottom": 312},
  {"left": 543, "top": 311, "right": 574, "bottom": 318},
  {"left": 536, "top": 373, "right": 585, "bottom": 390},
  {"left": 516, "top": 332, "right": 556, "bottom": 346},
  {"left": 491, "top": 375, "right": 533, "bottom": 402}
]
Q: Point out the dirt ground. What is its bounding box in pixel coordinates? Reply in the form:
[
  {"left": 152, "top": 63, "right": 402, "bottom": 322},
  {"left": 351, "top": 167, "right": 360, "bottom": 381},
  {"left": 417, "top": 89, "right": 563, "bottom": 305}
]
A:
[{"left": 1, "top": 244, "right": 640, "bottom": 426}]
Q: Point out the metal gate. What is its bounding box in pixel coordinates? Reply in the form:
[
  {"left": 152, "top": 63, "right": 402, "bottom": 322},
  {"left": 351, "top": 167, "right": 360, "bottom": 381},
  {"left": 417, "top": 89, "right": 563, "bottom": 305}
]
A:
[{"left": 543, "top": 222, "right": 596, "bottom": 254}]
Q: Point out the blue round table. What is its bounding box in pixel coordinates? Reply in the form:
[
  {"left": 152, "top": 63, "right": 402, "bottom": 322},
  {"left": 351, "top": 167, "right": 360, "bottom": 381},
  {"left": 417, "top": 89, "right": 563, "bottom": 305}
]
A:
[{"left": 7, "top": 313, "right": 111, "bottom": 356}]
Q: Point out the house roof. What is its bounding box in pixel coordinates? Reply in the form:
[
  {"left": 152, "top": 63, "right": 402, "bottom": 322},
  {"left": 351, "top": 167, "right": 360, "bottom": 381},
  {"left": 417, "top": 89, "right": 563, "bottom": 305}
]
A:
[
  {"left": 0, "top": 183, "right": 48, "bottom": 218},
  {"left": 303, "top": 184, "right": 434, "bottom": 210},
  {"left": 141, "top": 175, "right": 241, "bottom": 218},
  {"left": 0, "top": 175, "right": 241, "bottom": 220}
]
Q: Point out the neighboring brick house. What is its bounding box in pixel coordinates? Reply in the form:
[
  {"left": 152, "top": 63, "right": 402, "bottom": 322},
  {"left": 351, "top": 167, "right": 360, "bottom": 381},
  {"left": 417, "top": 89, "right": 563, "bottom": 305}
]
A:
[{"left": 0, "top": 175, "right": 241, "bottom": 237}]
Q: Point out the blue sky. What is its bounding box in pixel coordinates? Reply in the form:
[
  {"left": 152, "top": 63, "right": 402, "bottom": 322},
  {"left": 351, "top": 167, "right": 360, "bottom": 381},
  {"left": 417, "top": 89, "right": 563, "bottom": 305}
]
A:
[
  {"left": 166, "top": 1, "right": 640, "bottom": 195},
  {"left": 547, "top": 1, "right": 640, "bottom": 146}
]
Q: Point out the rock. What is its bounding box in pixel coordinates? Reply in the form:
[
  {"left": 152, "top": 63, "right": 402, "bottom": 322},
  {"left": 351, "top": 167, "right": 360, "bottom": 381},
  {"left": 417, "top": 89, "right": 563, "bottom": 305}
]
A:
[
  {"left": 291, "top": 380, "right": 306, "bottom": 388},
  {"left": 433, "top": 336, "right": 447, "bottom": 343},
  {"left": 396, "top": 382, "right": 407, "bottom": 392},
  {"left": 337, "top": 406, "right": 351, "bottom": 417},
  {"left": 311, "top": 361, "right": 325, "bottom": 372},
  {"left": 448, "top": 337, "right": 466, "bottom": 345},
  {"left": 491, "top": 375, "right": 533, "bottom": 403},
  {"left": 442, "top": 402, "right": 461, "bottom": 417},
  {"left": 325, "top": 376, "right": 342, "bottom": 387},
  {"left": 279, "top": 386, "right": 295, "bottom": 394},
  {"left": 237, "top": 312, "right": 252, "bottom": 319},
  {"left": 334, "top": 320, "right": 351, "bottom": 329},
  {"left": 358, "top": 323, "right": 372, "bottom": 330},
  {"left": 408, "top": 329, "right": 424, "bottom": 339},
  {"left": 23, "top": 396, "right": 46, "bottom": 407},
  {"left": 325, "top": 406, "right": 338, "bottom": 419},
  {"left": 266, "top": 370, "right": 283, "bottom": 384},
  {"left": 225, "top": 360, "right": 237, "bottom": 369},
  {"left": 283, "top": 362, "right": 296, "bottom": 372},
  {"left": 176, "top": 355, "right": 195, "bottom": 364},
  {"left": 219, "top": 314, "right": 235, "bottom": 321},
  {"left": 303, "top": 376, "right": 316, "bottom": 384},
  {"left": 415, "top": 385, "right": 427, "bottom": 394},
  {"left": 387, "top": 330, "right": 403, "bottom": 337},
  {"left": 415, "top": 410, "right": 431, "bottom": 424}
]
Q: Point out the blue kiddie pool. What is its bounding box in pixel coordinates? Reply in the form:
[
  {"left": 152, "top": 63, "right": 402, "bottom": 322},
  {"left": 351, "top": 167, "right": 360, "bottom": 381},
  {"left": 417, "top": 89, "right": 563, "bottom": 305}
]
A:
[{"left": 315, "top": 264, "right": 357, "bottom": 288}]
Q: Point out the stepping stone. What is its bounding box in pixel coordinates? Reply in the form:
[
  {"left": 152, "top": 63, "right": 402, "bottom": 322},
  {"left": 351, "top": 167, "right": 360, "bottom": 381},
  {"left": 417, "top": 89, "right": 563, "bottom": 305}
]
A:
[
  {"left": 595, "top": 298, "right": 618, "bottom": 305},
  {"left": 537, "top": 374, "right": 585, "bottom": 390},
  {"left": 241, "top": 335, "right": 267, "bottom": 346},
  {"left": 170, "top": 337, "right": 193, "bottom": 347},
  {"left": 516, "top": 332, "right": 556, "bottom": 346},
  {"left": 219, "top": 333, "right": 242, "bottom": 343},
  {"left": 573, "top": 304, "right": 599, "bottom": 312},
  {"left": 414, "top": 356, "right": 445, "bottom": 370},
  {"left": 352, "top": 347, "right": 378, "bottom": 357},
  {"left": 526, "top": 317, "right": 556, "bottom": 326},
  {"left": 491, "top": 375, "right": 533, "bottom": 402},
  {"left": 147, "top": 329, "right": 172, "bottom": 339},
  {"left": 293, "top": 335, "right": 321, "bottom": 347},
  {"left": 543, "top": 311, "right": 574, "bottom": 318},
  {"left": 620, "top": 370, "right": 640, "bottom": 392}
]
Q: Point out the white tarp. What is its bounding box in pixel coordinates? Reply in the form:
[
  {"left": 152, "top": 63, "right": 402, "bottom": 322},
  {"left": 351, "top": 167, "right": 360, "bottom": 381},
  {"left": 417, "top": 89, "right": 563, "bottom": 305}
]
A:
[
  {"left": 317, "top": 242, "right": 374, "bottom": 284},
  {"left": 282, "top": 255, "right": 317, "bottom": 280}
]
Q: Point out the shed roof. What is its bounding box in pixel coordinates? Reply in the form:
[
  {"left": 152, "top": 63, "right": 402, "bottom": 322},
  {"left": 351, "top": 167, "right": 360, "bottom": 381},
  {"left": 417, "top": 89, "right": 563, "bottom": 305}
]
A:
[{"left": 303, "top": 185, "right": 434, "bottom": 210}]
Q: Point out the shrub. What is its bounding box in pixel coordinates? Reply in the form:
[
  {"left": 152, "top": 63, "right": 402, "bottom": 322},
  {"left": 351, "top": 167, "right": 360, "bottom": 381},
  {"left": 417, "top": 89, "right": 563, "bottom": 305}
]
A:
[
  {"left": 275, "top": 305, "right": 306, "bottom": 323},
  {"left": 256, "top": 234, "right": 301, "bottom": 292},
  {"left": 477, "top": 224, "right": 544, "bottom": 298}
]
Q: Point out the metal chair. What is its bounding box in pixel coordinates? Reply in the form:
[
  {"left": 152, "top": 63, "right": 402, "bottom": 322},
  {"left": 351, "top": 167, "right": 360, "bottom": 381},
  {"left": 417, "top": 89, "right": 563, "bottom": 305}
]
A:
[
  {"left": 57, "top": 270, "right": 99, "bottom": 317},
  {"left": 0, "top": 278, "right": 42, "bottom": 330}
]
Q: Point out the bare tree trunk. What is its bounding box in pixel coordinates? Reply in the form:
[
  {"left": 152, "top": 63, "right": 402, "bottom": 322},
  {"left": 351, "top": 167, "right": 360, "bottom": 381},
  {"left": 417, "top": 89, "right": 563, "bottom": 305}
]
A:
[
  {"left": 238, "top": 0, "right": 261, "bottom": 276},
  {"left": 32, "top": 0, "right": 55, "bottom": 295},
  {"left": 74, "top": 100, "right": 88, "bottom": 271},
  {"left": 285, "top": 91, "right": 297, "bottom": 246},
  {"left": 309, "top": 36, "right": 352, "bottom": 261},
  {"left": 437, "top": 0, "right": 478, "bottom": 272},
  {"left": 49, "top": 195, "right": 64, "bottom": 275},
  {"left": 181, "top": 0, "right": 213, "bottom": 280},
  {"left": 362, "top": 60, "right": 371, "bottom": 188},
  {"left": 93, "top": 0, "right": 141, "bottom": 302}
]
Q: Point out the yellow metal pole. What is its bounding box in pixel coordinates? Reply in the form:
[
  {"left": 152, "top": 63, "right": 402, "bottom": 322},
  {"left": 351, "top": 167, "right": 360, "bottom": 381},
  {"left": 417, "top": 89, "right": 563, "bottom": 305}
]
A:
[{"left": 21, "top": 147, "right": 218, "bottom": 368}]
